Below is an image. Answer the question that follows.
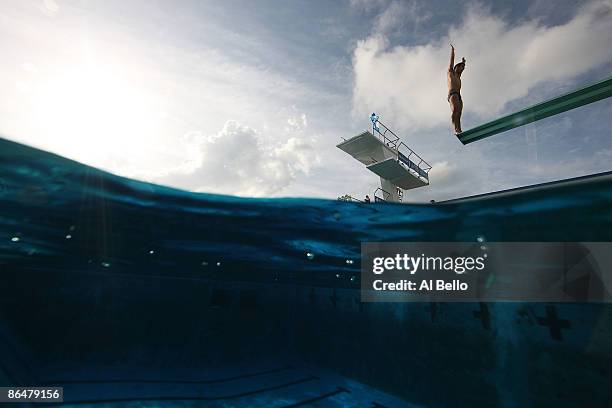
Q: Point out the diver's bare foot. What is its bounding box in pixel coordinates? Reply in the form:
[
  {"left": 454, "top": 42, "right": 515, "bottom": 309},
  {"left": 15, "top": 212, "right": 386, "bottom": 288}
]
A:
[{"left": 454, "top": 129, "right": 462, "bottom": 135}]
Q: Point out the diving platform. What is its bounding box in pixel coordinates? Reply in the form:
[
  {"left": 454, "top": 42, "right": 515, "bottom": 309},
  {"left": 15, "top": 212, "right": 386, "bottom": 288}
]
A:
[
  {"left": 337, "top": 116, "right": 431, "bottom": 202},
  {"left": 367, "top": 158, "right": 428, "bottom": 190},
  {"left": 458, "top": 76, "right": 612, "bottom": 144}
]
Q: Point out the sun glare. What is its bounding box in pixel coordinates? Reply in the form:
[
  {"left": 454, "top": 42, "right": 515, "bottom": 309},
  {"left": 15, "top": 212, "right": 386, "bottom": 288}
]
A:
[{"left": 31, "top": 61, "right": 159, "bottom": 168}]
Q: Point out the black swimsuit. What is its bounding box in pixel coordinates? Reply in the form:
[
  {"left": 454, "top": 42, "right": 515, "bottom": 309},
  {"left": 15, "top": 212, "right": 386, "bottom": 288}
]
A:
[{"left": 448, "top": 90, "right": 461, "bottom": 102}]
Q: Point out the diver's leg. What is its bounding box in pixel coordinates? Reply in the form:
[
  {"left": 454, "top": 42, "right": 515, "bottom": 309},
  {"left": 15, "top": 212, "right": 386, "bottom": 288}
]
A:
[
  {"left": 456, "top": 99, "right": 463, "bottom": 134},
  {"left": 450, "top": 96, "right": 461, "bottom": 134},
  {"left": 449, "top": 97, "right": 457, "bottom": 132}
]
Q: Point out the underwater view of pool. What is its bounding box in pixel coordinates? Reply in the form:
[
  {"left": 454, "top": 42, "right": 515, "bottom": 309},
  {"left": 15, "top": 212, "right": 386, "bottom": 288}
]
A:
[{"left": 1, "top": 136, "right": 611, "bottom": 407}]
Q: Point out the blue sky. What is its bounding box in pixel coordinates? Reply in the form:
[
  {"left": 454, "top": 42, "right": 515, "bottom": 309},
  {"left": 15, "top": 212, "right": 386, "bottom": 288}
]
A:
[{"left": 1, "top": 0, "right": 611, "bottom": 201}]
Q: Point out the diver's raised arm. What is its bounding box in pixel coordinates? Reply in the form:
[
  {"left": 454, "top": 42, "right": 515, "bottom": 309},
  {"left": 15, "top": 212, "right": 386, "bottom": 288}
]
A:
[{"left": 449, "top": 44, "right": 455, "bottom": 71}]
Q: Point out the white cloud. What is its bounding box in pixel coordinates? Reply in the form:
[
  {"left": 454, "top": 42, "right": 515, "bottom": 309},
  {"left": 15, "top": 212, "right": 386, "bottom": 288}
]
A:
[
  {"left": 373, "top": 1, "right": 432, "bottom": 35},
  {"left": 349, "top": 0, "right": 388, "bottom": 12},
  {"left": 428, "top": 161, "right": 455, "bottom": 184},
  {"left": 40, "top": 0, "right": 59, "bottom": 17},
  {"left": 285, "top": 112, "right": 308, "bottom": 132},
  {"left": 153, "top": 120, "right": 319, "bottom": 197},
  {"left": 352, "top": 1, "right": 612, "bottom": 131}
]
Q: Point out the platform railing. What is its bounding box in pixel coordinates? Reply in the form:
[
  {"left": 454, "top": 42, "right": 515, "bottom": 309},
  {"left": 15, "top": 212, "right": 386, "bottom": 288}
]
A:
[
  {"left": 374, "top": 187, "right": 396, "bottom": 203},
  {"left": 371, "top": 117, "right": 432, "bottom": 182},
  {"left": 372, "top": 119, "right": 400, "bottom": 149},
  {"left": 397, "top": 142, "right": 432, "bottom": 181}
]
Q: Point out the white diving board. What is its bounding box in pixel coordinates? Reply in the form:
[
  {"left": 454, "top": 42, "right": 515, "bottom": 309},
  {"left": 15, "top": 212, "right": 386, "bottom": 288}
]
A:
[{"left": 337, "top": 131, "right": 385, "bottom": 166}]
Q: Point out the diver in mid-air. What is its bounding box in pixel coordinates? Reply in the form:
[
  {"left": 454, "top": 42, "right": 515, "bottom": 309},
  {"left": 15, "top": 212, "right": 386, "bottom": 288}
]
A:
[{"left": 447, "top": 44, "right": 466, "bottom": 135}]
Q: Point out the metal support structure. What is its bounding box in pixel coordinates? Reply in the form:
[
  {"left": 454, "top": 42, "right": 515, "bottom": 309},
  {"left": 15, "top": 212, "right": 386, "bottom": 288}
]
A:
[
  {"left": 337, "top": 114, "right": 432, "bottom": 204},
  {"left": 374, "top": 185, "right": 402, "bottom": 203}
]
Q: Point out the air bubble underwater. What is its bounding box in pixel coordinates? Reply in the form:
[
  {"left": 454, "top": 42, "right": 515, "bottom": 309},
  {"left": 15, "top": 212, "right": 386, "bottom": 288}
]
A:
[
  {"left": 306, "top": 252, "right": 315, "bottom": 260},
  {"left": 66, "top": 225, "right": 76, "bottom": 240}
]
